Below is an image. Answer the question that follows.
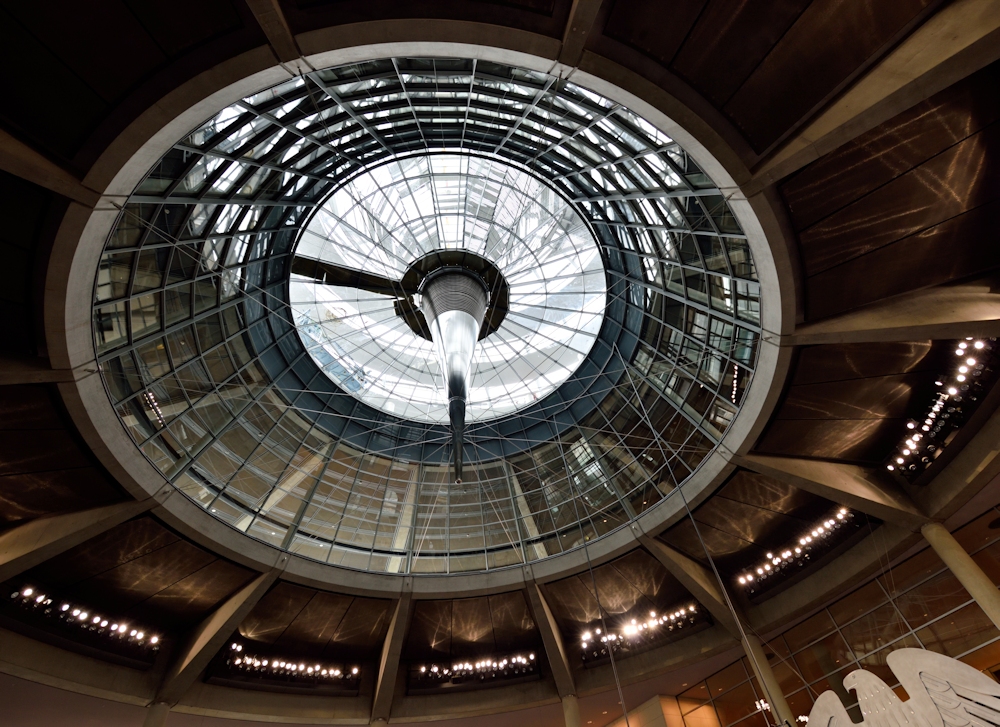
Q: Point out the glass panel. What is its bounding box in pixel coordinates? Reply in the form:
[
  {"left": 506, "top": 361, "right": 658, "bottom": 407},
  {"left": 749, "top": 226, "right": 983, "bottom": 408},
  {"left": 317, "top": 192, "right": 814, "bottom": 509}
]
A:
[
  {"left": 917, "top": 602, "right": 1000, "bottom": 657},
  {"left": 91, "top": 56, "right": 760, "bottom": 576},
  {"left": 792, "top": 632, "right": 855, "bottom": 684},
  {"left": 895, "top": 571, "right": 971, "bottom": 630}
]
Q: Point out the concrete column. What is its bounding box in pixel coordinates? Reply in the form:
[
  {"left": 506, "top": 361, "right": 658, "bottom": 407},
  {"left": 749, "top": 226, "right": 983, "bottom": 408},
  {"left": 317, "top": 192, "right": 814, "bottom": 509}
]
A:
[
  {"left": 524, "top": 583, "right": 576, "bottom": 699},
  {"left": 142, "top": 702, "right": 170, "bottom": 727},
  {"left": 562, "top": 693, "right": 581, "bottom": 727},
  {"left": 742, "top": 632, "right": 794, "bottom": 727},
  {"left": 371, "top": 592, "right": 413, "bottom": 723},
  {"left": 922, "top": 522, "right": 1000, "bottom": 631}
]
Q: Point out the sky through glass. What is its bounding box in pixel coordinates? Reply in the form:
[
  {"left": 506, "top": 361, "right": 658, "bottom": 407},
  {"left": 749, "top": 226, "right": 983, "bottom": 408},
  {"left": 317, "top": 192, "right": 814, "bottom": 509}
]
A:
[{"left": 290, "top": 153, "right": 606, "bottom": 423}]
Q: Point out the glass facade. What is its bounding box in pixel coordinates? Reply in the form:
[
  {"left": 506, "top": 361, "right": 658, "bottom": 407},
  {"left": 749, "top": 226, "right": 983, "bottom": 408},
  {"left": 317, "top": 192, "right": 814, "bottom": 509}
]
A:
[
  {"left": 683, "top": 510, "right": 1000, "bottom": 727},
  {"left": 93, "top": 58, "right": 761, "bottom": 574}
]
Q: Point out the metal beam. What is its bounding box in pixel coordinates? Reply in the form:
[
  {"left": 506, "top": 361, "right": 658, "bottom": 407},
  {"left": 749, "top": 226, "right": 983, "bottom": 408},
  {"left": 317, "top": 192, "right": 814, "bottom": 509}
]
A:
[
  {"left": 747, "top": 0, "right": 1000, "bottom": 189},
  {"left": 742, "top": 631, "right": 795, "bottom": 727},
  {"left": 154, "top": 567, "right": 282, "bottom": 705},
  {"left": 735, "top": 454, "right": 929, "bottom": 530},
  {"left": 371, "top": 591, "right": 412, "bottom": 723},
  {"left": 922, "top": 522, "right": 1000, "bottom": 632},
  {"left": 640, "top": 538, "right": 794, "bottom": 725},
  {"left": 0, "top": 355, "right": 91, "bottom": 385},
  {"left": 244, "top": 0, "right": 300, "bottom": 63},
  {"left": 790, "top": 280, "right": 1000, "bottom": 345},
  {"left": 562, "top": 693, "right": 582, "bottom": 727},
  {"left": 0, "top": 498, "right": 164, "bottom": 583},
  {"left": 638, "top": 536, "right": 740, "bottom": 639},
  {"left": 558, "top": 0, "right": 604, "bottom": 67},
  {"left": 0, "top": 127, "right": 100, "bottom": 207},
  {"left": 524, "top": 582, "right": 575, "bottom": 699}
]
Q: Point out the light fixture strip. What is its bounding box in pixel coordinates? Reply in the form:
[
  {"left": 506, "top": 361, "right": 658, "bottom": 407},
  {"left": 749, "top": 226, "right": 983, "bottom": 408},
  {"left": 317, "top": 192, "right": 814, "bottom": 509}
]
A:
[
  {"left": 8, "top": 586, "right": 160, "bottom": 647},
  {"left": 227, "top": 642, "right": 359, "bottom": 680},
  {"left": 580, "top": 604, "right": 700, "bottom": 661},
  {"left": 416, "top": 651, "right": 537, "bottom": 681},
  {"left": 887, "top": 338, "right": 995, "bottom": 478},
  {"left": 737, "top": 508, "right": 852, "bottom": 587}
]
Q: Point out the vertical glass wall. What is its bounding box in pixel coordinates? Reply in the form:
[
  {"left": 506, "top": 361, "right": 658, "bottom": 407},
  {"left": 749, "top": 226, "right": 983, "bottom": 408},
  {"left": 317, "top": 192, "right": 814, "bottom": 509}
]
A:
[{"left": 681, "top": 510, "right": 1000, "bottom": 727}]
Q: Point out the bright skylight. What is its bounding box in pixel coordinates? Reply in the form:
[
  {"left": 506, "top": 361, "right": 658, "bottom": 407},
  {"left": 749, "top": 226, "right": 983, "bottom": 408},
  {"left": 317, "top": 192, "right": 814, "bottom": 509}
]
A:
[{"left": 290, "top": 154, "right": 606, "bottom": 423}]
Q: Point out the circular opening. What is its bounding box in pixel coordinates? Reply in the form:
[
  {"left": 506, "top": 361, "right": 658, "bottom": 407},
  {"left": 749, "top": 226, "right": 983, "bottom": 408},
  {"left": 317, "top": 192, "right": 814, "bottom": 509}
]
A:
[
  {"left": 91, "top": 57, "right": 762, "bottom": 576},
  {"left": 290, "top": 153, "right": 606, "bottom": 424}
]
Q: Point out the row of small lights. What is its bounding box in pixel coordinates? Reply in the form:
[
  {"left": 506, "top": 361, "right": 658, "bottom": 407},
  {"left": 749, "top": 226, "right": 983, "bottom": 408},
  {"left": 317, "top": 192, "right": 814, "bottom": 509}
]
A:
[
  {"left": 737, "top": 508, "right": 852, "bottom": 587},
  {"left": 756, "top": 698, "right": 809, "bottom": 723},
  {"left": 580, "top": 605, "right": 699, "bottom": 661},
  {"left": 227, "top": 642, "right": 359, "bottom": 680},
  {"left": 9, "top": 587, "right": 160, "bottom": 647},
  {"left": 887, "top": 339, "right": 994, "bottom": 478},
  {"left": 415, "top": 653, "right": 536, "bottom": 681},
  {"left": 143, "top": 390, "right": 166, "bottom": 428}
]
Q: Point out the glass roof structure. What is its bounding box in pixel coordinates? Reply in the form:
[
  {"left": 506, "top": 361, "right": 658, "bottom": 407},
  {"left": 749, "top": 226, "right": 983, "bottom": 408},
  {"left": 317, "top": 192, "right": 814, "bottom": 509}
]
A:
[
  {"left": 291, "top": 153, "right": 606, "bottom": 423},
  {"left": 93, "top": 57, "right": 761, "bottom": 575}
]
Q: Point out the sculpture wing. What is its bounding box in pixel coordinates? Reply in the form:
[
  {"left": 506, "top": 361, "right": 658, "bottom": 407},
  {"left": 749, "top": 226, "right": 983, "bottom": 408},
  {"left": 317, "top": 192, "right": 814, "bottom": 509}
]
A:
[
  {"left": 844, "top": 668, "right": 937, "bottom": 727},
  {"left": 886, "top": 649, "right": 1000, "bottom": 727}
]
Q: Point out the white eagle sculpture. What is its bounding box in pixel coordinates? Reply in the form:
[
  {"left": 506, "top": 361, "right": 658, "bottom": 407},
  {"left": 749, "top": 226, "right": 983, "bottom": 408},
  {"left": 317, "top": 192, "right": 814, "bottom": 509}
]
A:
[{"left": 807, "top": 648, "right": 1000, "bottom": 727}]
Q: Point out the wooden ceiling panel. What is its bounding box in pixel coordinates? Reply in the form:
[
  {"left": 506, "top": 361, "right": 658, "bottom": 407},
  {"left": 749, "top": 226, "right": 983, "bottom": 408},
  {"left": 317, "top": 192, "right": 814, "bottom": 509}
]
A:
[
  {"left": 776, "top": 374, "right": 936, "bottom": 420},
  {"left": 122, "top": 0, "right": 249, "bottom": 57},
  {"left": 405, "top": 600, "right": 453, "bottom": 661},
  {"left": 782, "top": 61, "right": 1000, "bottom": 231},
  {"left": 278, "top": 0, "right": 566, "bottom": 37},
  {"left": 657, "top": 470, "right": 833, "bottom": 571},
  {"left": 542, "top": 551, "right": 692, "bottom": 636},
  {"left": 695, "top": 497, "right": 789, "bottom": 546},
  {"left": 0, "top": 385, "right": 65, "bottom": 430},
  {"left": 721, "top": 470, "right": 820, "bottom": 516},
  {"left": 16, "top": 516, "right": 253, "bottom": 629},
  {"left": 451, "top": 597, "right": 496, "bottom": 657},
  {"left": 756, "top": 417, "right": 902, "bottom": 463},
  {"left": 28, "top": 517, "right": 180, "bottom": 587},
  {"left": 659, "top": 516, "right": 748, "bottom": 566},
  {"left": 605, "top": 548, "right": 674, "bottom": 602},
  {"left": 541, "top": 575, "right": 602, "bottom": 629},
  {"left": 602, "top": 0, "right": 708, "bottom": 68},
  {"left": 0, "top": 429, "right": 91, "bottom": 477},
  {"left": 790, "top": 342, "right": 935, "bottom": 385},
  {"left": 238, "top": 583, "right": 392, "bottom": 660},
  {"left": 240, "top": 582, "right": 315, "bottom": 645},
  {"left": 75, "top": 539, "right": 217, "bottom": 609},
  {"left": 276, "top": 591, "right": 354, "bottom": 651},
  {"left": 0, "top": 467, "right": 123, "bottom": 526},
  {"left": 756, "top": 342, "right": 945, "bottom": 461},
  {"left": 671, "top": 0, "right": 811, "bottom": 107},
  {"left": 588, "top": 559, "right": 654, "bottom": 616},
  {"left": 775, "top": 59, "right": 1000, "bottom": 321},
  {"left": 0, "top": 9, "right": 109, "bottom": 158},
  {"left": 142, "top": 559, "right": 255, "bottom": 624},
  {"left": 0, "top": 384, "right": 125, "bottom": 525},
  {"left": 806, "top": 198, "right": 1000, "bottom": 319},
  {"left": 723, "top": 0, "right": 936, "bottom": 152},
  {"left": 488, "top": 592, "right": 538, "bottom": 653},
  {"left": 329, "top": 597, "right": 393, "bottom": 659},
  {"left": 403, "top": 593, "right": 539, "bottom": 662},
  {"left": 798, "top": 124, "right": 1000, "bottom": 277},
  {"left": 1, "top": 1, "right": 168, "bottom": 104}
]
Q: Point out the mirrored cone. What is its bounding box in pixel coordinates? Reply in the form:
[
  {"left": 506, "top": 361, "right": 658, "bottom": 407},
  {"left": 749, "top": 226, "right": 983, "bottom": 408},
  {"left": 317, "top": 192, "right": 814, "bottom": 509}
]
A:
[{"left": 420, "top": 270, "right": 489, "bottom": 483}]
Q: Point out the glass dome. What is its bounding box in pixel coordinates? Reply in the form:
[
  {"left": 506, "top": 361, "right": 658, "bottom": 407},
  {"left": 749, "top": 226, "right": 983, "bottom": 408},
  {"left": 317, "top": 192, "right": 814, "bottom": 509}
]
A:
[
  {"left": 93, "top": 57, "right": 761, "bottom": 574},
  {"left": 290, "top": 153, "right": 606, "bottom": 424}
]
